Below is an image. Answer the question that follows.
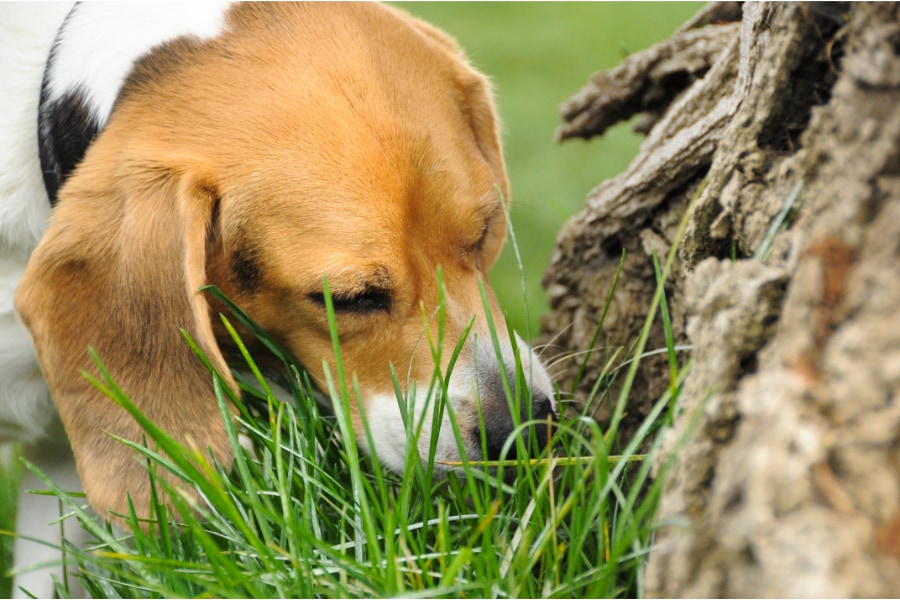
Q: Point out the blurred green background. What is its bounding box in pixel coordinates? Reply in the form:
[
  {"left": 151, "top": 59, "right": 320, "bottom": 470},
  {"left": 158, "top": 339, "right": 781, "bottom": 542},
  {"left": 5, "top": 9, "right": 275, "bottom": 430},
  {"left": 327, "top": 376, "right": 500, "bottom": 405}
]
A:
[{"left": 397, "top": 2, "right": 702, "bottom": 338}]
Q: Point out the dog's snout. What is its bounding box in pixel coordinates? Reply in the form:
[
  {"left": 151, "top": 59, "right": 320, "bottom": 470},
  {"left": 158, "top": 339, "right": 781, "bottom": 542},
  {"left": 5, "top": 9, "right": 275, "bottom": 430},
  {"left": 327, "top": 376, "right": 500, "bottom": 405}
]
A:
[
  {"left": 531, "top": 391, "right": 556, "bottom": 423},
  {"left": 526, "top": 391, "right": 557, "bottom": 456},
  {"left": 481, "top": 411, "right": 517, "bottom": 461},
  {"left": 477, "top": 390, "right": 557, "bottom": 462}
]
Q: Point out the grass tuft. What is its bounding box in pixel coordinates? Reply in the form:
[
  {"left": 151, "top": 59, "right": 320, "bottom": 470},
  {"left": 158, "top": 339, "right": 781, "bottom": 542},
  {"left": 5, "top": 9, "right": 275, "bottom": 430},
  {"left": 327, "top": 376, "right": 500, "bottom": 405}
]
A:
[
  {"left": 5, "top": 186, "right": 698, "bottom": 598},
  {"left": 5, "top": 183, "right": 700, "bottom": 598},
  {"left": 6, "top": 257, "right": 688, "bottom": 599},
  {"left": 10, "top": 262, "right": 687, "bottom": 598}
]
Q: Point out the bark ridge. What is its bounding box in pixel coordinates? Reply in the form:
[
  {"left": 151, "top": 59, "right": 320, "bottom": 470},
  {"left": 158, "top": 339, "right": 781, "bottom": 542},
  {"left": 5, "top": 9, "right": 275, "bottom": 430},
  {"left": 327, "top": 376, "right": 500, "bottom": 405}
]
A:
[{"left": 541, "top": 2, "right": 900, "bottom": 595}]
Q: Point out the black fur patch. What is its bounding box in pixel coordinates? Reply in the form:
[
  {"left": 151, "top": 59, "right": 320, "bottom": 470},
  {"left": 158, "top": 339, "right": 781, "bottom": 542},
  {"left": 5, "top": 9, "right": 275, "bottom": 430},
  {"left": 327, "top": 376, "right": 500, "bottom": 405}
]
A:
[{"left": 38, "top": 86, "right": 102, "bottom": 206}]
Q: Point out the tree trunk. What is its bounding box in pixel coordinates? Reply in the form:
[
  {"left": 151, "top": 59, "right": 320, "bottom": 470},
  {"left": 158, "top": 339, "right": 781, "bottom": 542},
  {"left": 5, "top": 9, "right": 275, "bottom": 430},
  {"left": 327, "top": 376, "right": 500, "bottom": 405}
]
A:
[{"left": 541, "top": 2, "right": 900, "bottom": 596}]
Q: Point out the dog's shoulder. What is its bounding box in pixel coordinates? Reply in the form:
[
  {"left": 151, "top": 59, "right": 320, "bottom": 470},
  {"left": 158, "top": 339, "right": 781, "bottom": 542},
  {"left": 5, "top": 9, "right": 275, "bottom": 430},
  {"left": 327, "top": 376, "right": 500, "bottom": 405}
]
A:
[{"left": 0, "top": 2, "right": 236, "bottom": 246}]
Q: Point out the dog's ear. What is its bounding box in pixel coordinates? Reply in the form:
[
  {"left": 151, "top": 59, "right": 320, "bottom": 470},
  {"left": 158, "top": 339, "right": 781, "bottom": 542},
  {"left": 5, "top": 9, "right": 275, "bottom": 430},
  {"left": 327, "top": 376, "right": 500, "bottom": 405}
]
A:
[{"left": 16, "top": 159, "right": 236, "bottom": 524}]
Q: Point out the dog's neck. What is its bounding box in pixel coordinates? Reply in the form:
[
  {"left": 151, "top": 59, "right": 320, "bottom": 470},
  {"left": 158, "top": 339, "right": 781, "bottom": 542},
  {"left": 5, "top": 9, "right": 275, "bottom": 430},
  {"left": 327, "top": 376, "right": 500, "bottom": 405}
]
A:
[{"left": 37, "top": 2, "right": 233, "bottom": 204}]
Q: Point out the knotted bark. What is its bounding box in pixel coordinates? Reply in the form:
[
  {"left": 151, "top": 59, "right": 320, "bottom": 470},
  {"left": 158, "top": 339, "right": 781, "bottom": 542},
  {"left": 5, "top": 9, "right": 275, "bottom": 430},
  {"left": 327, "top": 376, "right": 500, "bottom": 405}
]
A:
[{"left": 541, "top": 2, "right": 900, "bottom": 595}]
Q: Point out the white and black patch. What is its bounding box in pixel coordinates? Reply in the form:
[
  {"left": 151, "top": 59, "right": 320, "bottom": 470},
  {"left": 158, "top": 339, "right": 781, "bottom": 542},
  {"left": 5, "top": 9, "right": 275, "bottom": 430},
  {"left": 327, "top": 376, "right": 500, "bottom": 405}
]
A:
[{"left": 37, "top": 1, "right": 233, "bottom": 204}]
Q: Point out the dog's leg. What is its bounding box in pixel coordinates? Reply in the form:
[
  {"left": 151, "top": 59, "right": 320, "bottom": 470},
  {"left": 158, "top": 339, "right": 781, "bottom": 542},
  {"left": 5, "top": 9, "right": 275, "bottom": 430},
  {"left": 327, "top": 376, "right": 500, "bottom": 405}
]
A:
[{"left": 13, "top": 425, "right": 89, "bottom": 599}]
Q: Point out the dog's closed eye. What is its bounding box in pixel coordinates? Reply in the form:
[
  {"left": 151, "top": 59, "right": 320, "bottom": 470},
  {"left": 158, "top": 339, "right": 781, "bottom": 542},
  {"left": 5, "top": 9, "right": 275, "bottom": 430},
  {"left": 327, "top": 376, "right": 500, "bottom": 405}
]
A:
[{"left": 308, "top": 288, "right": 392, "bottom": 315}]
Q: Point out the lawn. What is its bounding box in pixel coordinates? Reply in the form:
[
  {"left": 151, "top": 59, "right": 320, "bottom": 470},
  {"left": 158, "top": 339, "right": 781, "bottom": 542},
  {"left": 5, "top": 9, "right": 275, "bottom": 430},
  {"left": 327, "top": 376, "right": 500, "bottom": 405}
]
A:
[
  {"left": 2, "top": 3, "right": 702, "bottom": 597},
  {"left": 8, "top": 271, "right": 690, "bottom": 597}
]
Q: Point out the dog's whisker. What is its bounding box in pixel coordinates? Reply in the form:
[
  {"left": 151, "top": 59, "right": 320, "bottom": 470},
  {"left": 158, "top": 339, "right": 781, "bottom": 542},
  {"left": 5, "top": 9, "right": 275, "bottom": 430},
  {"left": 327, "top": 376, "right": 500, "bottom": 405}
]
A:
[
  {"left": 544, "top": 348, "right": 602, "bottom": 371},
  {"left": 534, "top": 321, "right": 575, "bottom": 359},
  {"left": 531, "top": 342, "right": 561, "bottom": 355}
]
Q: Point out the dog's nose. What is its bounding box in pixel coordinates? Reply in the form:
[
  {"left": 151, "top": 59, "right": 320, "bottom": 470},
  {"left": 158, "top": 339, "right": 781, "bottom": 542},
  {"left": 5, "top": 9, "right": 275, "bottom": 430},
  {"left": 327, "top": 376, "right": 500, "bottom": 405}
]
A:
[
  {"left": 529, "top": 391, "right": 556, "bottom": 450},
  {"left": 480, "top": 391, "right": 557, "bottom": 461},
  {"left": 531, "top": 392, "right": 556, "bottom": 422}
]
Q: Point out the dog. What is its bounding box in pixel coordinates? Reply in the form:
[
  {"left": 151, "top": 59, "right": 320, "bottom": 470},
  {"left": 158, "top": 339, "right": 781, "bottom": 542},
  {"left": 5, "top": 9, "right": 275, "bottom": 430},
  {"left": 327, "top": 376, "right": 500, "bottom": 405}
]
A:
[{"left": 1, "top": 2, "right": 556, "bottom": 596}]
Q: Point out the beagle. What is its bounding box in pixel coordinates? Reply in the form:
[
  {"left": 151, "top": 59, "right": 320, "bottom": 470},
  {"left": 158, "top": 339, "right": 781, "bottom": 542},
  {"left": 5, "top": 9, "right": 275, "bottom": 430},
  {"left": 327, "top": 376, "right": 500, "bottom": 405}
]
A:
[{"left": 1, "top": 2, "right": 555, "bottom": 596}]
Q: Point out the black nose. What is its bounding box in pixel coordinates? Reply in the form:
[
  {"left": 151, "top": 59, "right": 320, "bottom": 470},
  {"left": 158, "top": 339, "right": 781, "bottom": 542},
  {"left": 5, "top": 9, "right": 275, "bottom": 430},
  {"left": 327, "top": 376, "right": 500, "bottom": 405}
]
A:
[
  {"left": 529, "top": 392, "right": 556, "bottom": 451},
  {"left": 479, "top": 391, "right": 557, "bottom": 461}
]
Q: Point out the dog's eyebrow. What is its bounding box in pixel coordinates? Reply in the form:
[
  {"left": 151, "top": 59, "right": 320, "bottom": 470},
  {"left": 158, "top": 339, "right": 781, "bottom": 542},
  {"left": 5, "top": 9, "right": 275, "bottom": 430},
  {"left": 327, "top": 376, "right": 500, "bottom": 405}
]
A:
[
  {"left": 358, "top": 263, "right": 393, "bottom": 290},
  {"left": 309, "top": 264, "right": 395, "bottom": 315},
  {"left": 481, "top": 190, "right": 505, "bottom": 219},
  {"left": 323, "top": 263, "right": 394, "bottom": 295},
  {"left": 471, "top": 197, "right": 505, "bottom": 252}
]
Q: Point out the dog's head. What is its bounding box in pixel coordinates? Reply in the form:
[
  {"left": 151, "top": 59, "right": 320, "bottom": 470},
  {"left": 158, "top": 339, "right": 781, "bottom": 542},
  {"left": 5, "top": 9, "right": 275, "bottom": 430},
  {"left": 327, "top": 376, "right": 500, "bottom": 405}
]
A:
[{"left": 16, "top": 3, "right": 555, "bottom": 522}]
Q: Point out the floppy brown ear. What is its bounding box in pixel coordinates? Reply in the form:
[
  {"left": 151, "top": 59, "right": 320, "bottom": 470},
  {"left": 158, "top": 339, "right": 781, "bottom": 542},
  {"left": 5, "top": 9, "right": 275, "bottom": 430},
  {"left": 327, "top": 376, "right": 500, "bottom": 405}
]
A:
[{"left": 16, "top": 159, "right": 236, "bottom": 524}]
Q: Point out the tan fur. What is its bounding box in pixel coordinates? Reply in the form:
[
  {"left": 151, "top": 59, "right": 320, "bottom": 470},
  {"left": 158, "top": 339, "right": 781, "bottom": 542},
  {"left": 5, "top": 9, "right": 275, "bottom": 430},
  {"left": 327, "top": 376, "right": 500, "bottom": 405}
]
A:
[{"left": 16, "top": 2, "right": 521, "bottom": 524}]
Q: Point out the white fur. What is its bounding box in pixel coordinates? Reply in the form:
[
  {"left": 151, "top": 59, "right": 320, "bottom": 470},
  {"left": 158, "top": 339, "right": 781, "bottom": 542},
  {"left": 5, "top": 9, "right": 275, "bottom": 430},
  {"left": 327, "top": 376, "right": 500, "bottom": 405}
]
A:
[
  {"left": 0, "top": 4, "right": 231, "bottom": 597},
  {"left": 44, "top": 1, "right": 232, "bottom": 127},
  {"left": 0, "top": 3, "right": 69, "bottom": 259},
  {"left": 363, "top": 380, "right": 471, "bottom": 473},
  {"left": 0, "top": 1, "right": 72, "bottom": 444},
  {"left": 362, "top": 332, "right": 555, "bottom": 472}
]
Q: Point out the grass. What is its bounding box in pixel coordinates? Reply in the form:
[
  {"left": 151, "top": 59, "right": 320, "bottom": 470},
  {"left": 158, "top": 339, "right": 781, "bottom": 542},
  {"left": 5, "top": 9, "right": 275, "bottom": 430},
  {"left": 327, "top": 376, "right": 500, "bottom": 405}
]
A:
[
  {"left": 0, "top": 447, "right": 19, "bottom": 599},
  {"left": 5, "top": 204, "right": 692, "bottom": 598}
]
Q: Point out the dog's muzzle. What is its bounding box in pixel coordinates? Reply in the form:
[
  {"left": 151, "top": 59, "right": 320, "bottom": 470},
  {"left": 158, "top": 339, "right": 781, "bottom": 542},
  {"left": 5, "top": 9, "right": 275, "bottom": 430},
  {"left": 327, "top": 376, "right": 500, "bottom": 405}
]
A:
[{"left": 472, "top": 337, "right": 558, "bottom": 461}]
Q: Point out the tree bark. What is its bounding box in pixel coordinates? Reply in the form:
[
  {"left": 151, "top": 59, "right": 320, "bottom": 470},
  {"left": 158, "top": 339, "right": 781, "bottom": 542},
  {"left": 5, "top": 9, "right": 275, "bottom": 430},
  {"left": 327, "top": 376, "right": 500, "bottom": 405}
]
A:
[{"left": 541, "top": 2, "right": 900, "bottom": 596}]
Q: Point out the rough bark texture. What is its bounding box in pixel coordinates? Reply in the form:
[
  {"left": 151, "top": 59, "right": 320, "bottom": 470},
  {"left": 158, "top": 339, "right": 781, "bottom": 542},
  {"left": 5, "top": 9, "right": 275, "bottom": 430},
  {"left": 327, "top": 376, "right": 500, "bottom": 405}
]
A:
[{"left": 541, "top": 2, "right": 900, "bottom": 596}]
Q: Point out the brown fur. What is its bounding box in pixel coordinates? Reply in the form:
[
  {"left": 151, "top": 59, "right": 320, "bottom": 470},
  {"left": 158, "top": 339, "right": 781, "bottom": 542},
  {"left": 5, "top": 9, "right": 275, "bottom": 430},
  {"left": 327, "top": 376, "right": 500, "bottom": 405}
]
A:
[{"left": 16, "top": 2, "right": 515, "bottom": 523}]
